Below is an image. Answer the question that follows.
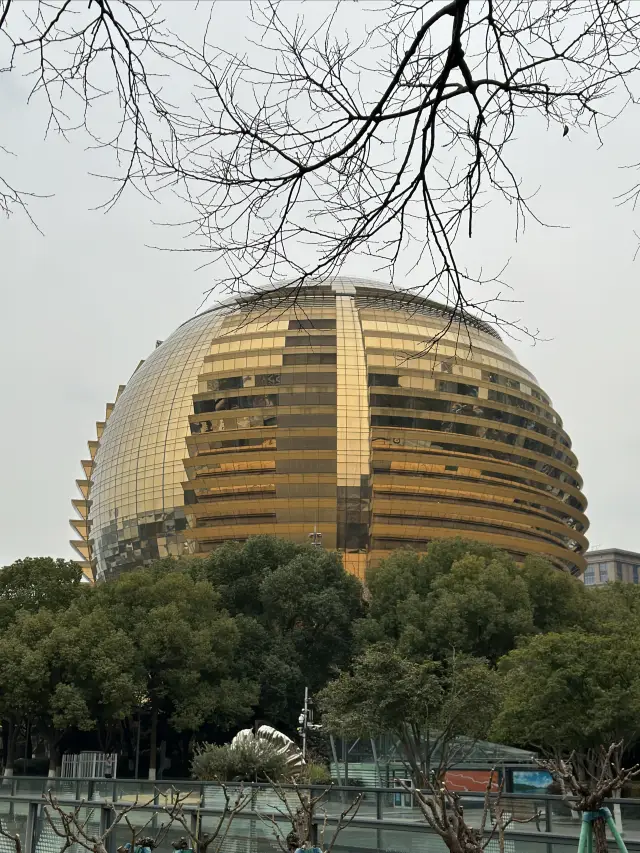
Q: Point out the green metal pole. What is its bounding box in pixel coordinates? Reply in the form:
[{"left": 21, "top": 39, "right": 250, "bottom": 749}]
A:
[
  {"left": 604, "top": 808, "right": 629, "bottom": 853},
  {"left": 577, "top": 817, "right": 589, "bottom": 853},
  {"left": 586, "top": 820, "right": 593, "bottom": 853}
]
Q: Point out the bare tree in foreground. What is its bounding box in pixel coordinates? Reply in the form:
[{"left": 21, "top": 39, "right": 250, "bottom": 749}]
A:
[
  {"left": 399, "top": 770, "right": 540, "bottom": 853},
  {"left": 0, "top": 0, "right": 178, "bottom": 223},
  {"left": 38, "top": 786, "right": 251, "bottom": 853},
  {"left": 258, "top": 780, "right": 363, "bottom": 853},
  {"left": 43, "top": 790, "right": 173, "bottom": 853},
  {"left": 4, "top": 1, "right": 640, "bottom": 334},
  {"left": 152, "top": 0, "right": 640, "bottom": 331},
  {"left": 540, "top": 741, "right": 640, "bottom": 853}
]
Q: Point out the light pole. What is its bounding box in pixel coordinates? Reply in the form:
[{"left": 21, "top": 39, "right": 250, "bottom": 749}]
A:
[
  {"left": 298, "top": 688, "right": 322, "bottom": 761},
  {"left": 298, "top": 687, "right": 310, "bottom": 760},
  {"left": 308, "top": 527, "right": 322, "bottom": 547}
]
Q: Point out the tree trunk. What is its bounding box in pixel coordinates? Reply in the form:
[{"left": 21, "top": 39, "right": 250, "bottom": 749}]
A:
[
  {"left": 148, "top": 706, "right": 158, "bottom": 781},
  {"left": 3, "top": 721, "right": 15, "bottom": 777},
  {"left": 48, "top": 740, "right": 59, "bottom": 778},
  {"left": 592, "top": 816, "right": 608, "bottom": 853}
]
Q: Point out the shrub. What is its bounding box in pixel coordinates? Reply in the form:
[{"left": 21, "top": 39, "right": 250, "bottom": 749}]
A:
[
  {"left": 302, "top": 761, "right": 332, "bottom": 785},
  {"left": 191, "top": 740, "right": 290, "bottom": 782}
]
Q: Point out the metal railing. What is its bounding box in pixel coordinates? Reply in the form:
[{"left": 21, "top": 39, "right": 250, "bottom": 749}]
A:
[{"left": 0, "top": 777, "right": 638, "bottom": 853}]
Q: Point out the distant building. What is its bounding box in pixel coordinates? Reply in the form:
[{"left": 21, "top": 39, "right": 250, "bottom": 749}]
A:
[{"left": 583, "top": 548, "right": 640, "bottom": 586}]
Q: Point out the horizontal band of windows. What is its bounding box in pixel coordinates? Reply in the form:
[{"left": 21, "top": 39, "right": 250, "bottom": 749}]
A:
[
  {"left": 190, "top": 415, "right": 277, "bottom": 433},
  {"left": 370, "top": 414, "right": 577, "bottom": 477},
  {"left": 368, "top": 372, "right": 559, "bottom": 430},
  {"left": 184, "top": 487, "right": 276, "bottom": 503},
  {"left": 364, "top": 338, "right": 533, "bottom": 381},
  {"left": 188, "top": 466, "right": 277, "bottom": 480},
  {"left": 372, "top": 489, "right": 585, "bottom": 533},
  {"left": 198, "top": 507, "right": 338, "bottom": 526},
  {"left": 188, "top": 435, "right": 338, "bottom": 453},
  {"left": 190, "top": 413, "right": 340, "bottom": 433},
  {"left": 365, "top": 347, "right": 549, "bottom": 409},
  {"left": 194, "top": 392, "right": 337, "bottom": 413},
  {"left": 369, "top": 433, "right": 584, "bottom": 503},
  {"left": 372, "top": 466, "right": 583, "bottom": 513},
  {"left": 372, "top": 489, "right": 581, "bottom": 546},
  {"left": 289, "top": 319, "right": 336, "bottom": 330},
  {"left": 355, "top": 300, "right": 501, "bottom": 341},
  {"left": 194, "top": 394, "right": 278, "bottom": 414},
  {"left": 189, "top": 458, "right": 338, "bottom": 476},
  {"left": 370, "top": 393, "right": 568, "bottom": 451},
  {"left": 285, "top": 335, "right": 337, "bottom": 347},
  {"left": 375, "top": 449, "right": 579, "bottom": 495},
  {"left": 188, "top": 437, "right": 275, "bottom": 453},
  {"left": 203, "top": 371, "right": 337, "bottom": 391},
  {"left": 196, "top": 513, "right": 277, "bottom": 527},
  {"left": 372, "top": 513, "right": 576, "bottom": 551},
  {"left": 371, "top": 516, "right": 574, "bottom": 549},
  {"left": 283, "top": 353, "right": 337, "bottom": 365}
]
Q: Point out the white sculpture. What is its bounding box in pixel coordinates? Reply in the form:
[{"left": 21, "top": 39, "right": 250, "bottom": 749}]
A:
[{"left": 230, "top": 724, "right": 305, "bottom": 775}]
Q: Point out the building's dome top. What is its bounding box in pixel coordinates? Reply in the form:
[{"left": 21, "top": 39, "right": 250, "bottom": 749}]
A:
[{"left": 192, "top": 277, "right": 501, "bottom": 340}]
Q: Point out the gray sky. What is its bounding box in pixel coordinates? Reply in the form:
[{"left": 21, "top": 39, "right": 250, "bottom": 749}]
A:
[{"left": 1, "top": 1, "right": 637, "bottom": 564}]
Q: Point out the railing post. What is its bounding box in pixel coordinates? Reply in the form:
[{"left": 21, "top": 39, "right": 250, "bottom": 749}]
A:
[
  {"left": 100, "top": 804, "right": 116, "bottom": 853},
  {"left": 545, "top": 797, "right": 553, "bottom": 833},
  {"left": 24, "top": 801, "right": 38, "bottom": 853},
  {"left": 376, "top": 789, "right": 383, "bottom": 852}
]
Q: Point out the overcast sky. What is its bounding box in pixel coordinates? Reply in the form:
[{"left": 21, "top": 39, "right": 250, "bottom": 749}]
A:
[{"left": 1, "top": 1, "right": 637, "bottom": 564}]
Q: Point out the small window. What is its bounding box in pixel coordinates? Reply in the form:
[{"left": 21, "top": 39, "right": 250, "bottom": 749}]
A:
[
  {"left": 288, "top": 319, "right": 336, "bottom": 330},
  {"left": 207, "top": 375, "right": 244, "bottom": 391},
  {"left": 285, "top": 335, "right": 337, "bottom": 347},
  {"left": 283, "top": 353, "right": 337, "bottom": 365},
  {"left": 583, "top": 566, "right": 595, "bottom": 585},
  {"left": 255, "top": 373, "right": 281, "bottom": 387},
  {"left": 634, "top": 566, "right": 639, "bottom": 585},
  {"left": 368, "top": 373, "right": 399, "bottom": 387},
  {"left": 599, "top": 563, "right": 609, "bottom": 584}
]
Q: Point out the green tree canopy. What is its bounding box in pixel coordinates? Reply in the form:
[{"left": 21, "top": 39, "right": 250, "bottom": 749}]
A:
[
  {"left": 359, "top": 539, "right": 586, "bottom": 663},
  {"left": 94, "top": 562, "right": 258, "bottom": 778},
  {"left": 319, "top": 643, "right": 501, "bottom": 784},
  {"left": 492, "top": 630, "right": 640, "bottom": 777},
  {"left": 0, "top": 603, "right": 139, "bottom": 774},
  {"left": 202, "top": 537, "right": 364, "bottom": 728},
  {"left": 0, "top": 557, "right": 83, "bottom": 630}
]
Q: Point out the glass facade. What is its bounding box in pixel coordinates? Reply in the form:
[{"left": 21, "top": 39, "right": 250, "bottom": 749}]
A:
[{"left": 70, "top": 279, "right": 589, "bottom": 582}]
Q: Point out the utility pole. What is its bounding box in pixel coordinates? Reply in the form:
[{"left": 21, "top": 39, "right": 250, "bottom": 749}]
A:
[{"left": 301, "top": 687, "right": 309, "bottom": 760}]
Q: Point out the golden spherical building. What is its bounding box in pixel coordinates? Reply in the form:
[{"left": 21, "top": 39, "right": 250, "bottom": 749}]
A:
[{"left": 70, "top": 279, "right": 588, "bottom": 582}]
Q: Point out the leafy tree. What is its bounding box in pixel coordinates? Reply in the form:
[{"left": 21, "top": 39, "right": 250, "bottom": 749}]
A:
[
  {"left": 492, "top": 630, "right": 640, "bottom": 779},
  {"left": 202, "top": 537, "right": 364, "bottom": 729},
  {"left": 419, "top": 553, "right": 533, "bottom": 664},
  {"left": 94, "top": 563, "right": 258, "bottom": 779},
  {"left": 0, "top": 557, "right": 83, "bottom": 630},
  {"left": 319, "top": 643, "right": 501, "bottom": 784},
  {"left": 0, "top": 604, "right": 138, "bottom": 776},
  {"left": 360, "top": 538, "right": 577, "bottom": 664},
  {"left": 0, "top": 557, "right": 85, "bottom": 772},
  {"left": 519, "top": 555, "right": 588, "bottom": 634},
  {"left": 585, "top": 581, "right": 640, "bottom": 633},
  {"left": 359, "top": 539, "right": 588, "bottom": 664}
]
